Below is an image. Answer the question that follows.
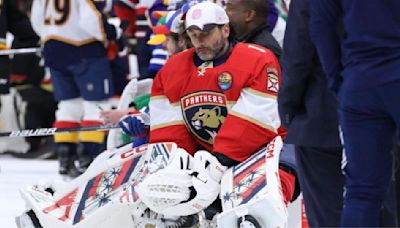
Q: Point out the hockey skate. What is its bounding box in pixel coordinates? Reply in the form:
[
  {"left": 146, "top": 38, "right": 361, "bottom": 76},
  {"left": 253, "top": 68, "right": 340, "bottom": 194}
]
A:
[{"left": 56, "top": 143, "right": 81, "bottom": 178}]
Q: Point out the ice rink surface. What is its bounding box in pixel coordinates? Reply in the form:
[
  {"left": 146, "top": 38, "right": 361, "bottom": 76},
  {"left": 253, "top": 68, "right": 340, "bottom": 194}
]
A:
[{"left": 0, "top": 156, "right": 61, "bottom": 228}]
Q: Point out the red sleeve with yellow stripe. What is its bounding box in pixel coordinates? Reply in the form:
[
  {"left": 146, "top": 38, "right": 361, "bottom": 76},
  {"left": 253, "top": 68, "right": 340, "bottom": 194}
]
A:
[{"left": 213, "top": 46, "right": 282, "bottom": 162}]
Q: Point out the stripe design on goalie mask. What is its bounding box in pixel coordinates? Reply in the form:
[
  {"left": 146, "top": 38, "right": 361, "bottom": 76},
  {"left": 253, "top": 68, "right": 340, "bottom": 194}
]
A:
[
  {"left": 223, "top": 148, "right": 266, "bottom": 205},
  {"left": 73, "top": 155, "right": 142, "bottom": 224}
]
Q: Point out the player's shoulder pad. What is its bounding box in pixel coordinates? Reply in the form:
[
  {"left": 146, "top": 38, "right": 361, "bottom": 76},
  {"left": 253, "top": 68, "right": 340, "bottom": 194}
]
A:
[{"left": 234, "top": 43, "right": 276, "bottom": 60}]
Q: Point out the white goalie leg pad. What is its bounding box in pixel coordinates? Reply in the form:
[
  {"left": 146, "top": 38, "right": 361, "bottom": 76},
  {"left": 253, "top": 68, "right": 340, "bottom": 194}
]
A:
[
  {"left": 51, "top": 143, "right": 148, "bottom": 200},
  {"left": 74, "top": 203, "right": 135, "bottom": 228},
  {"left": 19, "top": 189, "right": 135, "bottom": 228},
  {"left": 218, "top": 136, "right": 288, "bottom": 228},
  {"left": 17, "top": 144, "right": 149, "bottom": 225},
  {"left": 17, "top": 143, "right": 183, "bottom": 228}
]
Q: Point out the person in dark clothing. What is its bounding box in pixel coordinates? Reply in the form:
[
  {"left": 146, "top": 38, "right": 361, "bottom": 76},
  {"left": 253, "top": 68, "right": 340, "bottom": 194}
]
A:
[
  {"left": 224, "top": 0, "right": 282, "bottom": 58},
  {"left": 309, "top": 0, "right": 400, "bottom": 226},
  {"left": 10, "top": 36, "right": 57, "bottom": 154},
  {"left": 0, "top": 0, "right": 38, "bottom": 95},
  {"left": 0, "top": 0, "right": 49, "bottom": 155},
  {"left": 277, "top": 0, "right": 344, "bottom": 226},
  {"left": 394, "top": 139, "right": 400, "bottom": 225}
]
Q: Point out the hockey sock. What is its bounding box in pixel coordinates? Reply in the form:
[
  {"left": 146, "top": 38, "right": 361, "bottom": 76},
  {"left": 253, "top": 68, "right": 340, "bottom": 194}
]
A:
[{"left": 279, "top": 168, "right": 296, "bottom": 205}]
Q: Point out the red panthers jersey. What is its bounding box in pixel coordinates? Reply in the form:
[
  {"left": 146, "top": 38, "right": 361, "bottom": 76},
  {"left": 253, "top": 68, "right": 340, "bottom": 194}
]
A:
[{"left": 149, "top": 43, "right": 282, "bottom": 162}]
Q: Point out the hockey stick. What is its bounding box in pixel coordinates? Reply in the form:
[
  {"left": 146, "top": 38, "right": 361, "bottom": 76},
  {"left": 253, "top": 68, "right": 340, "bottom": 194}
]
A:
[
  {"left": 0, "top": 47, "right": 41, "bottom": 56},
  {"left": 0, "top": 123, "right": 119, "bottom": 137}
]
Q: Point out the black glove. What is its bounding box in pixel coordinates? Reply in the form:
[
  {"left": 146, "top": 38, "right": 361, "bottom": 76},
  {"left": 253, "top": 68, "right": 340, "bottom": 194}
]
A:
[{"left": 213, "top": 152, "right": 240, "bottom": 167}]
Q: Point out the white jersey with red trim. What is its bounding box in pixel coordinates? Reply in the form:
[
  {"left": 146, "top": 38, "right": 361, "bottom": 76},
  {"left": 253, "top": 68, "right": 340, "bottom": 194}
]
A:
[{"left": 149, "top": 43, "right": 282, "bottom": 162}]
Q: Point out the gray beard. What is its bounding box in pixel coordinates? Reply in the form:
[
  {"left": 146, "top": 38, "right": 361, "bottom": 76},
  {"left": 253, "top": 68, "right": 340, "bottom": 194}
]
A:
[{"left": 196, "top": 38, "right": 227, "bottom": 61}]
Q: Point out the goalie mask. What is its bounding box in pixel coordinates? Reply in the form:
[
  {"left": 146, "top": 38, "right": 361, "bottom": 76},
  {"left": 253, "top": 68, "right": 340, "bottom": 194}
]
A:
[{"left": 137, "top": 149, "right": 227, "bottom": 216}]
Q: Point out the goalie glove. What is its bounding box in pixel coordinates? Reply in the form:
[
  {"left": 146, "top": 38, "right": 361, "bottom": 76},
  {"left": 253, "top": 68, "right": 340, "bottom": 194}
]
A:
[
  {"left": 136, "top": 148, "right": 194, "bottom": 215},
  {"left": 137, "top": 149, "right": 227, "bottom": 217},
  {"left": 171, "top": 151, "right": 226, "bottom": 216},
  {"left": 193, "top": 150, "right": 227, "bottom": 183}
]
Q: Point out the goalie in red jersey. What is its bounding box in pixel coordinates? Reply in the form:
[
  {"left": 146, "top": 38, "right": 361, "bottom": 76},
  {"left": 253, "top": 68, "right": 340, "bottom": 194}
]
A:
[{"left": 119, "top": 1, "right": 298, "bottom": 223}]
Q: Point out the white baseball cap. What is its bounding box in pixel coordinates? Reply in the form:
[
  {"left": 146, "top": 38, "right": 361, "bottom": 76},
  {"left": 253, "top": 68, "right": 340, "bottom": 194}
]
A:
[{"left": 185, "top": 1, "right": 229, "bottom": 31}]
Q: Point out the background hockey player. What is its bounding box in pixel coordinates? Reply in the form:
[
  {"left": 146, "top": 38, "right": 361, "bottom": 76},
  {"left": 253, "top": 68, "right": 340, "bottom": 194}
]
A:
[
  {"left": 0, "top": 0, "right": 40, "bottom": 154},
  {"left": 120, "top": 1, "right": 296, "bottom": 220},
  {"left": 0, "top": 0, "right": 38, "bottom": 96},
  {"left": 146, "top": 10, "right": 192, "bottom": 56},
  {"left": 30, "top": 0, "right": 122, "bottom": 177},
  {"left": 9, "top": 0, "right": 57, "bottom": 156}
]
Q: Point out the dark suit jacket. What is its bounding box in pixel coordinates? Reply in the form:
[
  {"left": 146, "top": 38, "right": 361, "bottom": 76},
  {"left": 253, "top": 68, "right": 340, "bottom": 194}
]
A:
[
  {"left": 239, "top": 23, "right": 282, "bottom": 59},
  {"left": 277, "top": 0, "right": 341, "bottom": 148}
]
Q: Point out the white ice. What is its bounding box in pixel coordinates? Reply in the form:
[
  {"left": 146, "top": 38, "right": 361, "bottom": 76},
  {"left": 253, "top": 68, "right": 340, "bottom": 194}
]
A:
[{"left": 0, "top": 156, "right": 61, "bottom": 228}]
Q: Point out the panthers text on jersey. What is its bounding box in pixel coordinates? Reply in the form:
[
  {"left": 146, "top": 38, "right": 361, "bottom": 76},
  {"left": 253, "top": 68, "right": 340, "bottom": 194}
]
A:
[{"left": 149, "top": 43, "right": 282, "bottom": 162}]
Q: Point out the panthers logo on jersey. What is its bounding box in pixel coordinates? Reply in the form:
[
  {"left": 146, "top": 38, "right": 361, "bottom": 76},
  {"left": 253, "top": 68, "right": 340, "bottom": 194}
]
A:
[{"left": 181, "top": 91, "right": 228, "bottom": 145}]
